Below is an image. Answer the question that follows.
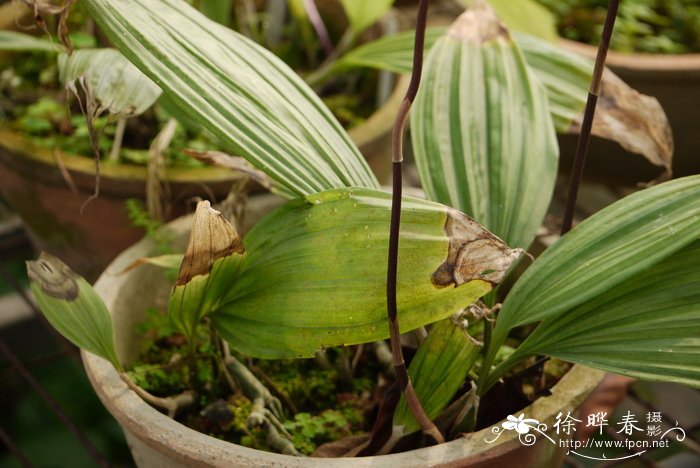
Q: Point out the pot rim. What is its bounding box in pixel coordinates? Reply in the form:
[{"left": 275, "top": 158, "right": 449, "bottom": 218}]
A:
[
  {"left": 560, "top": 38, "right": 700, "bottom": 74},
  {"left": 0, "top": 127, "right": 243, "bottom": 184},
  {"left": 82, "top": 212, "right": 605, "bottom": 467}
]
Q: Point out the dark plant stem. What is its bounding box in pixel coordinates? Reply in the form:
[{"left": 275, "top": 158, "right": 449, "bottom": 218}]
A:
[
  {"left": 386, "top": 0, "right": 444, "bottom": 444},
  {"left": 561, "top": 0, "right": 620, "bottom": 235}
]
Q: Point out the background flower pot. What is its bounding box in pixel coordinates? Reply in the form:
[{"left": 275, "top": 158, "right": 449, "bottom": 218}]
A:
[
  {"left": 0, "top": 127, "right": 246, "bottom": 281},
  {"left": 558, "top": 40, "right": 700, "bottom": 185},
  {"left": 0, "top": 57, "right": 405, "bottom": 282},
  {"left": 81, "top": 204, "right": 604, "bottom": 467}
]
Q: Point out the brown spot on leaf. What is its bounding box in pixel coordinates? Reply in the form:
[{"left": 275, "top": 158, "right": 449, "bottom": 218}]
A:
[
  {"left": 433, "top": 208, "right": 522, "bottom": 288},
  {"left": 177, "top": 201, "right": 244, "bottom": 286},
  {"left": 26, "top": 252, "right": 79, "bottom": 300},
  {"left": 446, "top": 1, "right": 509, "bottom": 44}
]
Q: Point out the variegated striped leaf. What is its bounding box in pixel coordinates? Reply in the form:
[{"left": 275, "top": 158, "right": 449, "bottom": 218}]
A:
[
  {"left": 411, "top": 5, "right": 558, "bottom": 249},
  {"left": 82, "top": 0, "right": 378, "bottom": 197}
]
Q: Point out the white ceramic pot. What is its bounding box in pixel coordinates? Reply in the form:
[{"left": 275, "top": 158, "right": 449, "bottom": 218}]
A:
[{"left": 82, "top": 195, "right": 604, "bottom": 467}]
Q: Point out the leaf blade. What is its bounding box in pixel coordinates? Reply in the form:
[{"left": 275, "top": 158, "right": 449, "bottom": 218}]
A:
[
  {"left": 494, "top": 175, "right": 700, "bottom": 351},
  {"left": 209, "top": 187, "right": 521, "bottom": 358},
  {"left": 393, "top": 317, "right": 480, "bottom": 434},
  {"left": 27, "top": 253, "right": 120, "bottom": 369},
  {"left": 82, "top": 0, "right": 378, "bottom": 197},
  {"left": 58, "top": 48, "right": 162, "bottom": 117},
  {"left": 510, "top": 241, "right": 700, "bottom": 388},
  {"left": 410, "top": 7, "right": 558, "bottom": 249}
]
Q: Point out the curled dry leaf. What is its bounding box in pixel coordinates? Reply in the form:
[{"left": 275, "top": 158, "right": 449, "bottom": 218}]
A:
[
  {"left": 183, "top": 149, "right": 273, "bottom": 190},
  {"left": 433, "top": 208, "right": 523, "bottom": 287},
  {"left": 177, "top": 200, "right": 244, "bottom": 286},
  {"left": 573, "top": 70, "right": 674, "bottom": 181}
]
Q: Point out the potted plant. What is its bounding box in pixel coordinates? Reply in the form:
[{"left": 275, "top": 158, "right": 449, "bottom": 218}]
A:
[
  {"left": 532, "top": 0, "right": 700, "bottom": 182},
  {"left": 26, "top": 0, "right": 699, "bottom": 465},
  {"left": 0, "top": 0, "right": 409, "bottom": 280}
]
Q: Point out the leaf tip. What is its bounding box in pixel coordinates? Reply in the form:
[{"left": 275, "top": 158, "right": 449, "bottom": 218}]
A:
[
  {"left": 448, "top": 1, "right": 509, "bottom": 44},
  {"left": 433, "top": 209, "right": 522, "bottom": 287},
  {"left": 26, "top": 252, "right": 80, "bottom": 301},
  {"left": 177, "top": 201, "right": 244, "bottom": 286}
]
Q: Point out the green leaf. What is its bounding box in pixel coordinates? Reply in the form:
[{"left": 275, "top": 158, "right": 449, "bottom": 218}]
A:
[
  {"left": 393, "top": 317, "right": 481, "bottom": 434},
  {"left": 199, "top": 0, "right": 231, "bottom": 24},
  {"left": 340, "top": 0, "right": 393, "bottom": 34},
  {"left": 336, "top": 27, "right": 671, "bottom": 174},
  {"left": 168, "top": 201, "right": 245, "bottom": 339},
  {"left": 334, "top": 28, "right": 445, "bottom": 74},
  {"left": 0, "top": 30, "right": 64, "bottom": 52},
  {"left": 515, "top": 32, "right": 673, "bottom": 175},
  {"left": 58, "top": 48, "right": 162, "bottom": 117},
  {"left": 505, "top": 240, "right": 700, "bottom": 388},
  {"left": 27, "top": 253, "right": 120, "bottom": 369},
  {"left": 484, "top": 0, "right": 558, "bottom": 42},
  {"left": 209, "top": 187, "right": 521, "bottom": 358},
  {"left": 410, "top": 6, "right": 558, "bottom": 249},
  {"left": 82, "top": 0, "right": 378, "bottom": 197},
  {"left": 490, "top": 175, "right": 700, "bottom": 368}
]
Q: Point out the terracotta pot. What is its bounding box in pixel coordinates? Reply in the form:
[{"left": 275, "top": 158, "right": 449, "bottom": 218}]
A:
[
  {"left": 0, "top": 61, "right": 405, "bottom": 280},
  {"left": 558, "top": 40, "right": 700, "bottom": 184},
  {"left": 82, "top": 203, "right": 604, "bottom": 467},
  {"left": 0, "top": 128, "right": 245, "bottom": 281}
]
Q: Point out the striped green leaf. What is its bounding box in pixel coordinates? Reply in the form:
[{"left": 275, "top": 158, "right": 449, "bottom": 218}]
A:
[
  {"left": 27, "top": 253, "right": 120, "bottom": 369},
  {"left": 338, "top": 27, "right": 671, "bottom": 172},
  {"left": 205, "top": 187, "right": 521, "bottom": 359},
  {"left": 58, "top": 48, "right": 162, "bottom": 117},
  {"left": 487, "top": 175, "right": 700, "bottom": 376},
  {"left": 498, "top": 240, "right": 700, "bottom": 388},
  {"left": 410, "top": 6, "right": 558, "bottom": 249},
  {"left": 82, "top": 0, "right": 378, "bottom": 197},
  {"left": 393, "top": 317, "right": 481, "bottom": 434}
]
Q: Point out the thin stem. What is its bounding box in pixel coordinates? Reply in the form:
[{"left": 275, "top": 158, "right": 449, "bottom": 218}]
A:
[
  {"left": 304, "top": 29, "right": 356, "bottom": 89},
  {"left": 386, "top": 0, "right": 443, "bottom": 444},
  {"left": 303, "top": 0, "right": 332, "bottom": 56},
  {"left": 108, "top": 117, "right": 126, "bottom": 163},
  {"left": 561, "top": 0, "right": 620, "bottom": 235}
]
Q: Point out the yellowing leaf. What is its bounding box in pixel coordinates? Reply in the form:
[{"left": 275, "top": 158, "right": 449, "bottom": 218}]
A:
[{"left": 209, "top": 188, "right": 521, "bottom": 358}]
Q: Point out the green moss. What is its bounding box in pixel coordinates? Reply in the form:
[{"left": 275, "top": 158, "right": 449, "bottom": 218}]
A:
[{"left": 128, "top": 310, "right": 380, "bottom": 455}]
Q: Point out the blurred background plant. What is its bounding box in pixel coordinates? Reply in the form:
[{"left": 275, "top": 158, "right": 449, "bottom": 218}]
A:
[{"left": 536, "top": 0, "right": 700, "bottom": 53}]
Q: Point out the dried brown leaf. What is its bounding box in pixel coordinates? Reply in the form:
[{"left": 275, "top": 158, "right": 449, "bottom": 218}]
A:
[
  {"left": 183, "top": 149, "right": 273, "bottom": 190},
  {"left": 177, "top": 201, "right": 244, "bottom": 286},
  {"left": 572, "top": 70, "right": 674, "bottom": 181}
]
